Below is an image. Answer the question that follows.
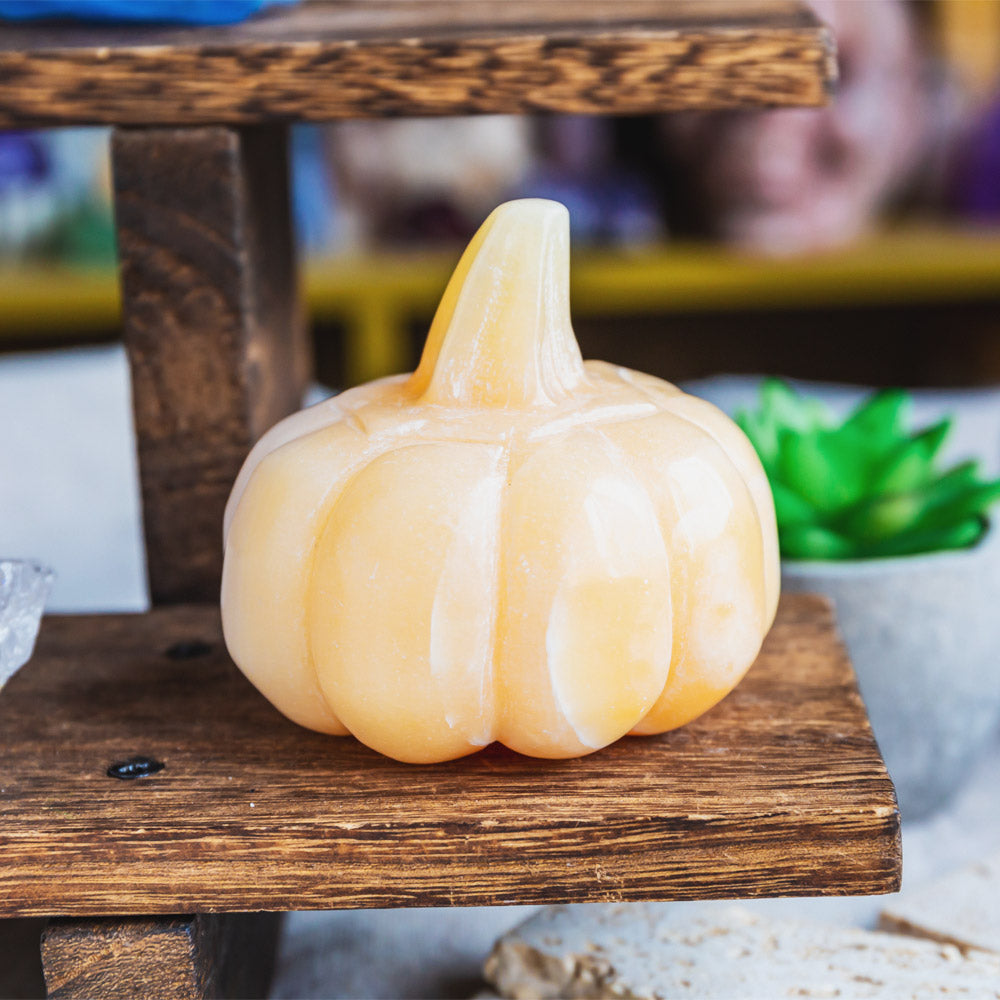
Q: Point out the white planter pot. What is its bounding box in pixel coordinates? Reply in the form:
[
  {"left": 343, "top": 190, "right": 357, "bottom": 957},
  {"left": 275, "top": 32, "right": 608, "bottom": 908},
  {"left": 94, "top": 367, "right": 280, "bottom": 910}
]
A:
[
  {"left": 685, "top": 375, "right": 1000, "bottom": 819},
  {"left": 782, "top": 524, "right": 1000, "bottom": 820}
]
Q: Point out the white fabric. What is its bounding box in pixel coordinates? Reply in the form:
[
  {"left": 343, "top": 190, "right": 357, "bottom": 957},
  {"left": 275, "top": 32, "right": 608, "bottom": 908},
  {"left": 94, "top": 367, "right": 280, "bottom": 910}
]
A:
[{"left": 0, "top": 344, "right": 146, "bottom": 611}]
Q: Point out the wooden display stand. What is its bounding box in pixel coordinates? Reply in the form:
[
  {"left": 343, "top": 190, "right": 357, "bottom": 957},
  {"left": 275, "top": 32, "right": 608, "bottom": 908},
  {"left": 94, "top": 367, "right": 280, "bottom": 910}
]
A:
[{"left": 0, "top": 4, "right": 900, "bottom": 998}]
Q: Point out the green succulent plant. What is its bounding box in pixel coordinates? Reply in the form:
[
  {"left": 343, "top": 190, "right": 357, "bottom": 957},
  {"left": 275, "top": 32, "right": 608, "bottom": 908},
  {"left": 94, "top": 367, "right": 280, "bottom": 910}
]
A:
[{"left": 736, "top": 379, "right": 1000, "bottom": 561}]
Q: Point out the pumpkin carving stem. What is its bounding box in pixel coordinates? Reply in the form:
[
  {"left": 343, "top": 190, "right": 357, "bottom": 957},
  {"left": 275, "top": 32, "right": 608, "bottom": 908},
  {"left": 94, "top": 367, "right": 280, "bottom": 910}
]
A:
[{"left": 409, "top": 199, "right": 591, "bottom": 409}]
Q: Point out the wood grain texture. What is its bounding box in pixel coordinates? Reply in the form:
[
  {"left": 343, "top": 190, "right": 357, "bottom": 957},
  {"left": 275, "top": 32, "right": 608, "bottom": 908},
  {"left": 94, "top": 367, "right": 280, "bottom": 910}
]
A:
[
  {"left": 0, "top": 595, "right": 900, "bottom": 917},
  {"left": 41, "top": 913, "right": 281, "bottom": 999},
  {"left": 0, "top": 1, "right": 835, "bottom": 127},
  {"left": 114, "top": 126, "right": 309, "bottom": 605}
]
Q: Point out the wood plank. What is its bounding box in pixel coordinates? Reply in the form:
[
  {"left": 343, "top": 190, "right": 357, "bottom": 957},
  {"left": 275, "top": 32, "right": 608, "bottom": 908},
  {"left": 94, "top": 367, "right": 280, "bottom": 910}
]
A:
[
  {"left": 0, "top": 1, "right": 835, "bottom": 127},
  {"left": 0, "top": 595, "right": 900, "bottom": 917},
  {"left": 113, "top": 126, "right": 309, "bottom": 604},
  {"left": 41, "top": 913, "right": 281, "bottom": 999},
  {"left": 42, "top": 917, "right": 209, "bottom": 1000}
]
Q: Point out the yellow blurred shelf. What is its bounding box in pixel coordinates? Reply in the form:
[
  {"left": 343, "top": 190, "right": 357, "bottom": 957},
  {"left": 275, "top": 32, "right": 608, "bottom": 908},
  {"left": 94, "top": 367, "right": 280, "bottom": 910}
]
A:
[
  {"left": 4, "top": 225, "right": 1000, "bottom": 382},
  {"left": 313, "top": 225, "right": 1000, "bottom": 315},
  {"left": 0, "top": 265, "right": 119, "bottom": 333}
]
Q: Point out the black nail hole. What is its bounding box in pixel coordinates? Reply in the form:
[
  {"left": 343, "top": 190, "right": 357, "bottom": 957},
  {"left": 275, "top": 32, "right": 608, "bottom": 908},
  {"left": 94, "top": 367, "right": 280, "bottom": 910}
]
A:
[
  {"left": 107, "top": 756, "right": 165, "bottom": 780},
  {"left": 165, "top": 640, "right": 212, "bottom": 660}
]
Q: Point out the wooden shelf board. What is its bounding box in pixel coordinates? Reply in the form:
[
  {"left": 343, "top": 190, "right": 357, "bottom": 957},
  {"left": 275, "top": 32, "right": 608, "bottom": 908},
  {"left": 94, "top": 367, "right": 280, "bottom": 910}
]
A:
[
  {"left": 0, "top": 594, "right": 900, "bottom": 918},
  {"left": 0, "top": 0, "right": 834, "bottom": 127}
]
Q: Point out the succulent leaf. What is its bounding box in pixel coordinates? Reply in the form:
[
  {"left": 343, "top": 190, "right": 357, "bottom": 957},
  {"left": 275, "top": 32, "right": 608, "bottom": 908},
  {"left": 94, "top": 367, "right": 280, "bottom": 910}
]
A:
[
  {"left": 918, "top": 480, "right": 1000, "bottom": 532},
  {"left": 778, "top": 430, "right": 856, "bottom": 513},
  {"left": 840, "top": 493, "right": 927, "bottom": 545},
  {"left": 863, "top": 517, "right": 985, "bottom": 559},
  {"left": 736, "top": 408, "right": 779, "bottom": 471},
  {"left": 921, "top": 460, "right": 983, "bottom": 507},
  {"left": 761, "top": 378, "right": 816, "bottom": 432},
  {"left": 842, "top": 388, "right": 909, "bottom": 450},
  {"left": 814, "top": 426, "right": 872, "bottom": 507},
  {"left": 770, "top": 480, "right": 816, "bottom": 527},
  {"left": 780, "top": 524, "right": 856, "bottom": 560},
  {"left": 737, "top": 381, "right": 1000, "bottom": 561}
]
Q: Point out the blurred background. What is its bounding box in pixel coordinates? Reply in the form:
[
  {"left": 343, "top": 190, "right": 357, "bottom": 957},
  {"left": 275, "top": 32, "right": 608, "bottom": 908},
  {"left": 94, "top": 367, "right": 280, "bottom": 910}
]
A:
[
  {"left": 3, "top": 0, "right": 1000, "bottom": 392},
  {"left": 7, "top": 0, "right": 1000, "bottom": 611}
]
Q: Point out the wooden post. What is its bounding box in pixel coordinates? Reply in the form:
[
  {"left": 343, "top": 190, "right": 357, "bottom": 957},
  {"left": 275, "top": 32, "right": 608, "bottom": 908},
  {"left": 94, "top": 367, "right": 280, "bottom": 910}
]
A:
[
  {"left": 41, "top": 914, "right": 282, "bottom": 1000},
  {"left": 112, "top": 125, "right": 310, "bottom": 605},
  {"left": 57, "top": 126, "right": 306, "bottom": 998}
]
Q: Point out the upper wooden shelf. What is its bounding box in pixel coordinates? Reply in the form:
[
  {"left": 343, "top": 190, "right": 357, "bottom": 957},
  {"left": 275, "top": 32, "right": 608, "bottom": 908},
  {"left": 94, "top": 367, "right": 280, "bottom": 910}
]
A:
[
  {"left": 0, "top": 594, "right": 899, "bottom": 918},
  {"left": 0, "top": 0, "right": 835, "bottom": 128}
]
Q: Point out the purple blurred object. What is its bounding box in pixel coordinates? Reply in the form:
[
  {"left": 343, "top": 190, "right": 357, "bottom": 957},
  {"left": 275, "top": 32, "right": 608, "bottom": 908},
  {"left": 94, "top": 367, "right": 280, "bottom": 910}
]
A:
[
  {"left": 516, "top": 116, "right": 663, "bottom": 246},
  {"left": 0, "top": 1, "right": 296, "bottom": 25},
  {"left": 518, "top": 169, "right": 662, "bottom": 247},
  {"left": 953, "top": 96, "right": 1000, "bottom": 221},
  {"left": 0, "top": 133, "right": 49, "bottom": 192}
]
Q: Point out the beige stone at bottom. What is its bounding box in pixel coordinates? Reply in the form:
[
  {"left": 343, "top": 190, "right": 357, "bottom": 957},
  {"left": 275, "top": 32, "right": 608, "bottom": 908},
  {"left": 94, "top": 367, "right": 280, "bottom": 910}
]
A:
[
  {"left": 483, "top": 902, "right": 1000, "bottom": 1000},
  {"left": 879, "top": 848, "right": 1000, "bottom": 957}
]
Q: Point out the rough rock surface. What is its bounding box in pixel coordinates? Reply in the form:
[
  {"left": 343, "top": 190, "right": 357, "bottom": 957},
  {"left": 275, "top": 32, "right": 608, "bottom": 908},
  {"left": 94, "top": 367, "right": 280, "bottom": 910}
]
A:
[
  {"left": 484, "top": 902, "right": 1000, "bottom": 1000},
  {"left": 880, "top": 848, "right": 1000, "bottom": 957}
]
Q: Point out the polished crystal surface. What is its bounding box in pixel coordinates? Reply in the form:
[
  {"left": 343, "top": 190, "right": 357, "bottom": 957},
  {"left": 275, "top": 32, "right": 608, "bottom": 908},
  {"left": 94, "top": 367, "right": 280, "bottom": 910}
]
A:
[{"left": 0, "top": 560, "right": 54, "bottom": 688}]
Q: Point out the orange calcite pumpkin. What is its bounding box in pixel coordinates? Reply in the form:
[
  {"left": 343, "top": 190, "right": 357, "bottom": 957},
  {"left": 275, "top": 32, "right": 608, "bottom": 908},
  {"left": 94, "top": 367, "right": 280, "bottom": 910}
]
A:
[{"left": 221, "top": 199, "right": 779, "bottom": 764}]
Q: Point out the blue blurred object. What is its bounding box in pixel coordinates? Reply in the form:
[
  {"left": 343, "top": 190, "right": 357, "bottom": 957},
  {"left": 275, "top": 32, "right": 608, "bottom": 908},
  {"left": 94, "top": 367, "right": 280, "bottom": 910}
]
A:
[
  {"left": 0, "top": 128, "right": 116, "bottom": 261},
  {"left": 516, "top": 167, "right": 663, "bottom": 247},
  {"left": 0, "top": 0, "right": 296, "bottom": 24},
  {"left": 0, "top": 133, "right": 49, "bottom": 192},
  {"left": 290, "top": 126, "right": 340, "bottom": 254}
]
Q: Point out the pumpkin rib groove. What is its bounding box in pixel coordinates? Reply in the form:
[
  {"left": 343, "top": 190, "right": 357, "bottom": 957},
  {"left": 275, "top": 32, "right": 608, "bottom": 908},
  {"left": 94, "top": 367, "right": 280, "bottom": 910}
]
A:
[
  {"left": 488, "top": 436, "right": 515, "bottom": 752},
  {"left": 493, "top": 429, "right": 595, "bottom": 758},
  {"left": 610, "top": 368, "right": 778, "bottom": 629},
  {"left": 593, "top": 423, "right": 677, "bottom": 732},
  {"left": 307, "top": 441, "right": 506, "bottom": 762},
  {"left": 658, "top": 393, "right": 779, "bottom": 626},
  {"left": 302, "top": 435, "right": 405, "bottom": 733},
  {"left": 220, "top": 419, "right": 377, "bottom": 736},
  {"left": 597, "top": 408, "right": 767, "bottom": 737}
]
